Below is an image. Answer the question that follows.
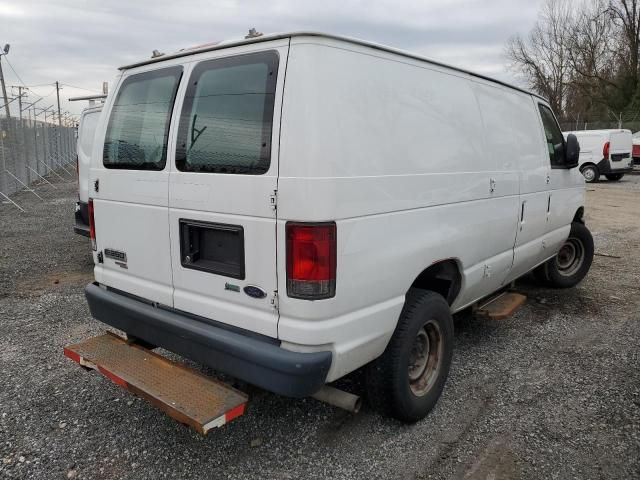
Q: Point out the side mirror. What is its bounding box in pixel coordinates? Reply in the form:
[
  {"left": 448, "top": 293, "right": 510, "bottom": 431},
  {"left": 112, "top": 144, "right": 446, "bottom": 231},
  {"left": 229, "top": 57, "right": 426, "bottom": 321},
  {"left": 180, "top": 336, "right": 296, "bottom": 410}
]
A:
[{"left": 564, "top": 134, "right": 580, "bottom": 168}]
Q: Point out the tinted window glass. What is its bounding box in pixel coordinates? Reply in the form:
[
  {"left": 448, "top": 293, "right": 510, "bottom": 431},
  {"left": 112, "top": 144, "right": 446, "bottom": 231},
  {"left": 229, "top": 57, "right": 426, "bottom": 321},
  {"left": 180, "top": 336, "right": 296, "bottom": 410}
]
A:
[
  {"left": 538, "top": 104, "right": 565, "bottom": 167},
  {"left": 103, "top": 67, "right": 182, "bottom": 170},
  {"left": 176, "top": 51, "right": 279, "bottom": 174}
]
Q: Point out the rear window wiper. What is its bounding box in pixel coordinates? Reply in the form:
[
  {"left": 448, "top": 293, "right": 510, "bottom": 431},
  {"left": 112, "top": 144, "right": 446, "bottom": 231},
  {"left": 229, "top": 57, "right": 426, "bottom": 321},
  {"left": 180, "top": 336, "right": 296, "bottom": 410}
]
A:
[{"left": 189, "top": 114, "right": 207, "bottom": 152}]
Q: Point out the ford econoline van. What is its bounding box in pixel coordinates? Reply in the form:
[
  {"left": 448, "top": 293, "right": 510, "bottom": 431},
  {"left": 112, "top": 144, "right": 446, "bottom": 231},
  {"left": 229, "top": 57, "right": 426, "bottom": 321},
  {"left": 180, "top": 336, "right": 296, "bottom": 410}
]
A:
[{"left": 84, "top": 32, "right": 593, "bottom": 422}]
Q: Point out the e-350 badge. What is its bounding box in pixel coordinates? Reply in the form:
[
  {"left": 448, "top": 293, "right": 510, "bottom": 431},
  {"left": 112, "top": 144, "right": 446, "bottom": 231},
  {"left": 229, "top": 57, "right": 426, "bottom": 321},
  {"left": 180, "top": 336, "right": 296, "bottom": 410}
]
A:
[{"left": 104, "top": 248, "right": 128, "bottom": 269}]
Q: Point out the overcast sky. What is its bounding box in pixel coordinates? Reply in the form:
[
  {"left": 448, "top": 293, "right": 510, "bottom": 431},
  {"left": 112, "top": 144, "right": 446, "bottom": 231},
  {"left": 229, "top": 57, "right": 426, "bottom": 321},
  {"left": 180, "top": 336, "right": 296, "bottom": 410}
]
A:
[{"left": 0, "top": 0, "right": 542, "bottom": 118}]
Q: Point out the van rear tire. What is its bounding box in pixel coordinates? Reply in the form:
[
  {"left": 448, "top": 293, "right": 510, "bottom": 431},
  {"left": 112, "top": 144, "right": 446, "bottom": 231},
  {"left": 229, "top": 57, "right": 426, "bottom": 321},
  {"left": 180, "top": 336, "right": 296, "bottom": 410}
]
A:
[
  {"left": 535, "top": 222, "right": 594, "bottom": 288},
  {"left": 580, "top": 164, "right": 599, "bottom": 183},
  {"left": 365, "top": 289, "right": 453, "bottom": 423},
  {"left": 605, "top": 173, "right": 624, "bottom": 181}
]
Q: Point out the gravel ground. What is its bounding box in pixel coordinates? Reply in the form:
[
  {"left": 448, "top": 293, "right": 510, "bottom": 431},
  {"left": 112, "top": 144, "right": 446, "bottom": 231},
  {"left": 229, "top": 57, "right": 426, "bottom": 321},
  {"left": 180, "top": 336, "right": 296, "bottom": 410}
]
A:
[{"left": 1, "top": 174, "right": 639, "bottom": 480}]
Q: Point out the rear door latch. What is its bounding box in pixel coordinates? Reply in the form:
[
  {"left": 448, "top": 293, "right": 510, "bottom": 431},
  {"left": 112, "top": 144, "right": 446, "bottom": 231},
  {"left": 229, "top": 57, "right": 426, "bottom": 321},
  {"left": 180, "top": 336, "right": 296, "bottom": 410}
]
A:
[{"left": 270, "top": 291, "right": 279, "bottom": 311}]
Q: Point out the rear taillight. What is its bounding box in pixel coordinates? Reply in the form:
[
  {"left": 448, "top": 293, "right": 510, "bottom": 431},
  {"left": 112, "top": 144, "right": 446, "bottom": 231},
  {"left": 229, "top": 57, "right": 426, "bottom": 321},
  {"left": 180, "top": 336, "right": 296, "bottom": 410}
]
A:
[
  {"left": 286, "top": 222, "right": 336, "bottom": 300},
  {"left": 88, "top": 198, "right": 96, "bottom": 250},
  {"left": 603, "top": 141, "right": 610, "bottom": 159}
]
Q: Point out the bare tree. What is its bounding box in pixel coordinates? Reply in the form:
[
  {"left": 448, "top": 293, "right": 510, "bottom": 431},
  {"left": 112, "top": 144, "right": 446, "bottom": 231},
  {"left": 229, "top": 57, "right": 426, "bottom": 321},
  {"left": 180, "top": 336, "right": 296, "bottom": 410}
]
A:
[
  {"left": 608, "top": 0, "right": 640, "bottom": 84},
  {"left": 506, "top": 0, "right": 574, "bottom": 114},
  {"left": 567, "top": 0, "right": 619, "bottom": 109}
]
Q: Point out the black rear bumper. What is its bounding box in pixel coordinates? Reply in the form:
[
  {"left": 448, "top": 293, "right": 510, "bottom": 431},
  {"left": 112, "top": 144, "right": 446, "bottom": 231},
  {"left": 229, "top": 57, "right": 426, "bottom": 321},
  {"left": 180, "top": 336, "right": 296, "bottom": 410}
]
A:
[
  {"left": 596, "top": 158, "right": 633, "bottom": 175},
  {"left": 84, "top": 283, "right": 331, "bottom": 397},
  {"left": 74, "top": 201, "right": 90, "bottom": 237}
]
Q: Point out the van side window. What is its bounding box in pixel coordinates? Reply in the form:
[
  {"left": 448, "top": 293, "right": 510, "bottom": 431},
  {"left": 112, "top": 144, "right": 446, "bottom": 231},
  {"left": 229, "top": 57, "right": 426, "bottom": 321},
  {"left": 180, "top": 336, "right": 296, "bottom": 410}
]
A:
[
  {"left": 79, "top": 112, "right": 99, "bottom": 157},
  {"left": 103, "top": 67, "right": 182, "bottom": 170},
  {"left": 537, "top": 104, "right": 565, "bottom": 167},
  {"left": 176, "top": 51, "right": 279, "bottom": 175}
]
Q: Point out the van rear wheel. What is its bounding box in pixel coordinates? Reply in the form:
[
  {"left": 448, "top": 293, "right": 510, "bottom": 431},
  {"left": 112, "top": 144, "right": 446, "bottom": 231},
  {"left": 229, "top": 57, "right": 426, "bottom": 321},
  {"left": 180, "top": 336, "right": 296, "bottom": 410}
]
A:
[
  {"left": 580, "top": 164, "right": 599, "bottom": 183},
  {"left": 535, "top": 222, "right": 594, "bottom": 288},
  {"left": 365, "top": 289, "right": 453, "bottom": 423},
  {"left": 605, "top": 173, "right": 624, "bottom": 181}
]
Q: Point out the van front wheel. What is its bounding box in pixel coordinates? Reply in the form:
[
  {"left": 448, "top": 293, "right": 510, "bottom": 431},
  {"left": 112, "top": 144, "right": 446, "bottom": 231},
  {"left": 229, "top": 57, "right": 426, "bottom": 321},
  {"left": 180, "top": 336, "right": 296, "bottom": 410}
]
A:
[
  {"left": 535, "top": 222, "right": 594, "bottom": 288},
  {"left": 365, "top": 289, "right": 453, "bottom": 423}
]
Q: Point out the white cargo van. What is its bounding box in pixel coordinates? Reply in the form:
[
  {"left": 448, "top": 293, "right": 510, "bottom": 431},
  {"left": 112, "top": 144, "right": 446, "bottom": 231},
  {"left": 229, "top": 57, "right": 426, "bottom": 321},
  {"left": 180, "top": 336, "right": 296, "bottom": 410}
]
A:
[
  {"left": 563, "top": 129, "right": 633, "bottom": 182},
  {"left": 74, "top": 105, "right": 102, "bottom": 236},
  {"left": 84, "top": 32, "right": 593, "bottom": 422}
]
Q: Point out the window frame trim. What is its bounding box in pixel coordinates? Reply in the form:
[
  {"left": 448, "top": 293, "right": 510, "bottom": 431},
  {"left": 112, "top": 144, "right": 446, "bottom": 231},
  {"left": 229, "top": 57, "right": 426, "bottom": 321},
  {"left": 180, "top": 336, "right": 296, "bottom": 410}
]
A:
[
  {"left": 102, "top": 65, "right": 184, "bottom": 171},
  {"left": 537, "top": 102, "right": 567, "bottom": 169},
  {"left": 175, "top": 50, "right": 280, "bottom": 175}
]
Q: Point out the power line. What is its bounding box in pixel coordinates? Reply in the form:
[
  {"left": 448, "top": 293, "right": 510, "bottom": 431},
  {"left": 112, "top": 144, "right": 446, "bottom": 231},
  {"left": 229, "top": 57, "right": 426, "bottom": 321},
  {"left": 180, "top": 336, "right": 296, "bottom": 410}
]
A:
[
  {"left": 35, "top": 87, "right": 56, "bottom": 99},
  {"left": 61, "top": 83, "right": 102, "bottom": 93},
  {"left": 18, "top": 83, "right": 54, "bottom": 88},
  {"left": 3, "top": 55, "right": 27, "bottom": 87}
]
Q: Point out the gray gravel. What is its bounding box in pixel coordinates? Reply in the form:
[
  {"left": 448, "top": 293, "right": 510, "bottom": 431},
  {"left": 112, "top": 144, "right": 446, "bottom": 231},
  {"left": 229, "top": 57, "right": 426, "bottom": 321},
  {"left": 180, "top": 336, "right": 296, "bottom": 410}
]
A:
[{"left": 1, "top": 175, "right": 639, "bottom": 480}]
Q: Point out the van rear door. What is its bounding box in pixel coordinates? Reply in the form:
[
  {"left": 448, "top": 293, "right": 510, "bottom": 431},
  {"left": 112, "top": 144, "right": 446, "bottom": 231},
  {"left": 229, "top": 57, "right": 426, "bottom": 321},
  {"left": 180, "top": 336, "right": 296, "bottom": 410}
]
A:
[
  {"left": 609, "top": 130, "right": 633, "bottom": 171},
  {"left": 168, "top": 43, "right": 287, "bottom": 338},
  {"left": 91, "top": 65, "right": 183, "bottom": 306},
  {"left": 77, "top": 107, "right": 101, "bottom": 205}
]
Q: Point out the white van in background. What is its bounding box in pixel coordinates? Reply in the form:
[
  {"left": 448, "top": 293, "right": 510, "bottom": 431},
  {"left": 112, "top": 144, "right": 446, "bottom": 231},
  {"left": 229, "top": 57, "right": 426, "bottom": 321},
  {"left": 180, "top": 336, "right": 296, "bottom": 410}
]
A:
[
  {"left": 74, "top": 105, "right": 103, "bottom": 236},
  {"left": 82, "top": 32, "right": 593, "bottom": 422},
  {"left": 563, "top": 129, "right": 633, "bottom": 182}
]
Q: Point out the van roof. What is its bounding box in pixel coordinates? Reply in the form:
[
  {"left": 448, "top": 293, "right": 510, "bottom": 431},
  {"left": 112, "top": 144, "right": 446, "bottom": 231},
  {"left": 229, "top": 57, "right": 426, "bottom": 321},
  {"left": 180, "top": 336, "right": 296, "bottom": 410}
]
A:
[
  {"left": 565, "top": 129, "right": 632, "bottom": 135},
  {"left": 119, "top": 31, "right": 546, "bottom": 102}
]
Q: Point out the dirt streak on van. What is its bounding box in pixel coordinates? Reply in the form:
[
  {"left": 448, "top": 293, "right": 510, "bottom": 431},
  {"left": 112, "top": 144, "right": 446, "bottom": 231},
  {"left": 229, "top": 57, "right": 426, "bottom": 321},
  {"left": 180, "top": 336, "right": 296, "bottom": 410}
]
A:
[{"left": 83, "top": 32, "right": 593, "bottom": 422}]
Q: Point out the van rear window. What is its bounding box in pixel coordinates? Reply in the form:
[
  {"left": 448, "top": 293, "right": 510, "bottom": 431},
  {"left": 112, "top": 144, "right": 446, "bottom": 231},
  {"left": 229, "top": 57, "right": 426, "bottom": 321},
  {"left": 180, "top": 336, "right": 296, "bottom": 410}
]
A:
[
  {"left": 176, "top": 51, "right": 279, "bottom": 175},
  {"left": 103, "top": 67, "right": 182, "bottom": 170}
]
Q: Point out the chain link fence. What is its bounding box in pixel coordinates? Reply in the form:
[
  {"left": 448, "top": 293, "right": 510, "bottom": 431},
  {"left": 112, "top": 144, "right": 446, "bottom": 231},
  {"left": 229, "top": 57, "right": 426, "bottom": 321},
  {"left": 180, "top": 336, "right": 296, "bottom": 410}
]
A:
[
  {"left": 0, "top": 114, "right": 76, "bottom": 207},
  {"left": 558, "top": 113, "right": 640, "bottom": 134}
]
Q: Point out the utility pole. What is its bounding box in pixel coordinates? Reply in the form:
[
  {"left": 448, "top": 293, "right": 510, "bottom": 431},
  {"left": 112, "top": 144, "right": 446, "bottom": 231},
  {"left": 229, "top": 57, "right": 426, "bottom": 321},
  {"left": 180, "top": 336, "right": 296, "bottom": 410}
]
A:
[
  {"left": 17, "top": 86, "right": 23, "bottom": 121},
  {"left": 0, "top": 54, "right": 10, "bottom": 119},
  {"left": 55, "top": 81, "right": 62, "bottom": 128}
]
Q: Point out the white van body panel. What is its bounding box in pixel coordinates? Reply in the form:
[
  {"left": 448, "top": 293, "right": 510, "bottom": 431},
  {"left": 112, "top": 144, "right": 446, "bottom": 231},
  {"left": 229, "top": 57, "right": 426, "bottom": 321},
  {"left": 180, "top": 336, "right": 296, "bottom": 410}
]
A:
[
  {"left": 90, "top": 33, "right": 586, "bottom": 386},
  {"left": 77, "top": 107, "right": 102, "bottom": 204},
  {"left": 168, "top": 40, "right": 288, "bottom": 338},
  {"left": 275, "top": 37, "right": 582, "bottom": 380},
  {"left": 90, "top": 59, "right": 182, "bottom": 306}
]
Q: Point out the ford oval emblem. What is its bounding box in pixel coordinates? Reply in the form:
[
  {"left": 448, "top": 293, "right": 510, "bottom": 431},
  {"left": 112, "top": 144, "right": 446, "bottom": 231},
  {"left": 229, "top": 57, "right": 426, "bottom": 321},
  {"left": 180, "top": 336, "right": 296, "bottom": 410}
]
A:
[{"left": 243, "top": 285, "right": 267, "bottom": 299}]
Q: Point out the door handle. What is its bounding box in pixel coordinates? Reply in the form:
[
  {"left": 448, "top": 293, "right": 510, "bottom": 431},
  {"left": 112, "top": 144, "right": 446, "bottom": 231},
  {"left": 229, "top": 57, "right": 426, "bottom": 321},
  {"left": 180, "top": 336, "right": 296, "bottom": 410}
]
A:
[{"left": 520, "top": 201, "right": 526, "bottom": 231}]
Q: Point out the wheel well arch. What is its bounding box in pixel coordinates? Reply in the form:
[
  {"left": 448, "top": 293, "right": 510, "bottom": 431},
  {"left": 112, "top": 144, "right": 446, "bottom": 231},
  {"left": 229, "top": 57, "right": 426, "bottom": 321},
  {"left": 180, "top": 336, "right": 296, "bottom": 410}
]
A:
[
  {"left": 409, "top": 259, "right": 462, "bottom": 306},
  {"left": 573, "top": 206, "right": 585, "bottom": 224},
  {"left": 579, "top": 162, "right": 597, "bottom": 171}
]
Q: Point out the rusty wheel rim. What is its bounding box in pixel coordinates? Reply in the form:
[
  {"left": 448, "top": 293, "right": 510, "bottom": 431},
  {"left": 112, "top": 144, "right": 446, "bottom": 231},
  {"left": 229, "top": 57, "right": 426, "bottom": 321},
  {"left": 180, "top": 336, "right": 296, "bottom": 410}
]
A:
[
  {"left": 556, "top": 237, "right": 585, "bottom": 277},
  {"left": 408, "top": 320, "right": 442, "bottom": 396}
]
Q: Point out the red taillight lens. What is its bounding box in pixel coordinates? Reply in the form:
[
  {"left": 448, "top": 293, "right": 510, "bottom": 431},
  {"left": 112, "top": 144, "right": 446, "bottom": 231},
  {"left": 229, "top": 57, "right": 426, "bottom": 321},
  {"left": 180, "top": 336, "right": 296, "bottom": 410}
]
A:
[
  {"left": 286, "top": 222, "right": 336, "bottom": 299},
  {"left": 603, "top": 141, "right": 610, "bottom": 159},
  {"left": 88, "top": 198, "right": 96, "bottom": 251}
]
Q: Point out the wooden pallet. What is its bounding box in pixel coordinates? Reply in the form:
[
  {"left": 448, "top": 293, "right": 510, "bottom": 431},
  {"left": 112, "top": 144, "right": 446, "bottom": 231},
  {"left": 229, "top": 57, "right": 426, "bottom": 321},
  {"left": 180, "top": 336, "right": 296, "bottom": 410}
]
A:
[{"left": 64, "top": 332, "right": 248, "bottom": 434}]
